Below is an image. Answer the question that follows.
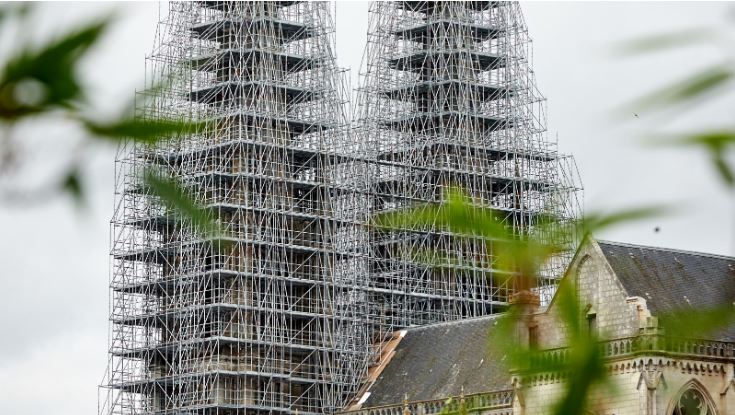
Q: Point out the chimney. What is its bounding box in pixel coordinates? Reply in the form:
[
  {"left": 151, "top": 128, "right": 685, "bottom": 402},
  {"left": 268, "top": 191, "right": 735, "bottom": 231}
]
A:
[{"left": 510, "top": 290, "right": 541, "bottom": 349}]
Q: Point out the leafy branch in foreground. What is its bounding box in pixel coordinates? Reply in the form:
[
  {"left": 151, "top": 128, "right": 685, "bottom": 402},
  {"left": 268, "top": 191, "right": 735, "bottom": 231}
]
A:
[
  {"left": 143, "top": 170, "right": 222, "bottom": 238},
  {"left": 0, "top": 4, "right": 214, "bottom": 236},
  {"left": 377, "top": 188, "right": 730, "bottom": 415},
  {"left": 613, "top": 27, "right": 716, "bottom": 56},
  {"left": 645, "top": 130, "right": 735, "bottom": 186},
  {"left": 0, "top": 19, "right": 108, "bottom": 119},
  {"left": 617, "top": 27, "right": 735, "bottom": 188},
  {"left": 625, "top": 65, "right": 734, "bottom": 113},
  {"left": 83, "top": 117, "right": 204, "bottom": 145},
  {"left": 374, "top": 188, "right": 666, "bottom": 290}
]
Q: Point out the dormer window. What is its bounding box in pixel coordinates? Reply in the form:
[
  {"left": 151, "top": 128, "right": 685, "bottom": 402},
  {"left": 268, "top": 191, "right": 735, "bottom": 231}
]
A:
[{"left": 587, "top": 313, "right": 597, "bottom": 337}]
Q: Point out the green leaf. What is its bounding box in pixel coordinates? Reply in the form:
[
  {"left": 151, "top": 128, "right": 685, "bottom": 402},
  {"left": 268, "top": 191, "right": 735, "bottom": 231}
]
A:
[
  {"left": 374, "top": 188, "right": 511, "bottom": 241},
  {"left": 658, "top": 305, "right": 735, "bottom": 339},
  {"left": 0, "top": 19, "right": 108, "bottom": 119},
  {"left": 377, "top": 190, "right": 668, "bottom": 414},
  {"left": 647, "top": 130, "right": 735, "bottom": 150},
  {"left": 83, "top": 117, "right": 203, "bottom": 145},
  {"left": 375, "top": 188, "right": 571, "bottom": 290},
  {"left": 664, "top": 67, "right": 732, "bottom": 103},
  {"left": 555, "top": 277, "right": 583, "bottom": 337},
  {"left": 143, "top": 170, "right": 219, "bottom": 236},
  {"left": 61, "top": 168, "right": 83, "bottom": 205},
  {"left": 376, "top": 190, "right": 667, "bottom": 291},
  {"left": 580, "top": 205, "right": 670, "bottom": 237},
  {"left": 712, "top": 153, "right": 734, "bottom": 187},
  {"left": 689, "top": 132, "right": 735, "bottom": 151},
  {"left": 628, "top": 66, "right": 733, "bottom": 113},
  {"left": 646, "top": 131, "right": 735, "bottom": 187},
  {"left": 614, "top": 28, "right": 713, "bottom": 56},
  {"left": 551, "top": 342, "right": 605, "bottom": 415}
]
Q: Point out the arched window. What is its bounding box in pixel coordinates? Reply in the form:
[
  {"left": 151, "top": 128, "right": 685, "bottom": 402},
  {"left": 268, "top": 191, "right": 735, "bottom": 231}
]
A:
[{"left": 671, "top": 388, "right": 715, "bottom": 415}]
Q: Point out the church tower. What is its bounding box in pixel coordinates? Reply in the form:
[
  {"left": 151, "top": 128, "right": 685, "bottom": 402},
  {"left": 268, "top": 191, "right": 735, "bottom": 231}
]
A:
[
  {"left": 355, "top": 1, "right": 579, "bottom": 342},
  {"left": 105, "top": 2, "right": 370, "bottom": 414},
  {"left": 103, "top": 2, "right": 579, "bottom": 414}
]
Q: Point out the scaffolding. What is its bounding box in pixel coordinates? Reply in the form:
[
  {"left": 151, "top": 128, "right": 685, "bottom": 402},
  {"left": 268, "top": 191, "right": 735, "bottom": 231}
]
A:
[
  {"left": 104, "top": 2, "right": 371, "bottom": 414},
  {"left": 101, "top": 2, "right": 581, "bottom": 415},
  {"left": 355, "top": 1, "right": 581, "bottom": 344}
]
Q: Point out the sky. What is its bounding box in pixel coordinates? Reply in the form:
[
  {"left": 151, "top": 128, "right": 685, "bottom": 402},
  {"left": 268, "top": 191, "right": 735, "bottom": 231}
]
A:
[{"left": 0, "top": 2, "right": 733, "bottom": 415}]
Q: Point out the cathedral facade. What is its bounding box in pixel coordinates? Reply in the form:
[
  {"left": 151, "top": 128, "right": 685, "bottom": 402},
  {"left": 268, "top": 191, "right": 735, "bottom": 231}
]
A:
[{"left": 341, "top": 239, "right": 735, "bottom": 415}]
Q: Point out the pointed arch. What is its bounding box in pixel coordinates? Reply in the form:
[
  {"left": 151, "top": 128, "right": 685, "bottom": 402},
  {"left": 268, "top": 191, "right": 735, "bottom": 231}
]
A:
[
  {"left": 574, "top": 254, "right": 592, "bottom": 289},
  {"left": 667, "top": 379, "right": 718, "bottom": 415}
]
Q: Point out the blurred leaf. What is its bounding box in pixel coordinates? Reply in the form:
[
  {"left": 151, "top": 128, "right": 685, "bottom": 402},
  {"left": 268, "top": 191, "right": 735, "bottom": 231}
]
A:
[
  {"left": 663, "top": 66, "right": 732, "bottom": 103},
  {"left": 375, "top": 188, "right": 515, "bottom": 242},
  {"left": 493, "top": 277, "right": 612, "bottom": 415},
  {"left": 377, "top": 191, "right": 667, "bottom": 294},
  {"left": 556, "top": 277, "right": 584, "bottom": 337},
  {"left": 61, "top": 168, "right": 83, "bottom": 205},
  {"left": 143, "top": 170, "right": 218, "bottom": 235},
  {"left": 380, "top": 189, "right": 669, "bottom": 414},
  {"left": 712, "top": 153, "right": 734, "bottom": 186},
  {"left": 0, "top": 3, "right": 31, "bottom": 23},
  {"left": 83, "top": 117, "right": 203, "bottom": 145},
  {"left": 646, "top": 131, "right": 735, "bottom": 187},
  {"left": 627, "top": 66, "right": 733, "bottom": 115},
  {"left": 580, "top": 205, "right": 670, "bottom": 236},
  {"left": 551, "top": 341, "right": 605, "bottom": 415},
  {"left": 546, "top": 277, "right": 617, "bottom": 415},
  {"left": 0, "top": 19, "right": 108, "bottom": 119},
  {"left": 374, "top": 188, "right": 552, "bottom": 288},
  {"left": 614, "top": 28, "right": 713, "bottom": 55},
  {"left": 648, "top": 130, "right": 735, "bottom": 150},
  {"left": 659, "top": 305, "right": 735, "bottom": 339},
  {"left": 132, "top": 75, "right": 178, "bottom": 108}
]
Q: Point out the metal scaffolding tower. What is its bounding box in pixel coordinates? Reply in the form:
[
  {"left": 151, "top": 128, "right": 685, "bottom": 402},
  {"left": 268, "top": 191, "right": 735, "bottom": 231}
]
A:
[
  {"left": 356, "top": 1, "right": 580, "bottom": 344},
  {"left": 102, "top": 1, "right": 580, "bottom": 415},
  {"left": 104, "top": 2, "right": 370, "bottom": 414}
]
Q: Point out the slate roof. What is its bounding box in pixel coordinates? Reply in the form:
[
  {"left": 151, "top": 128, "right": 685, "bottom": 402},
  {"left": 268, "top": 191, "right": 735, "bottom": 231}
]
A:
[
  {"left": 356, "top": 240, "right": 735, "bottom": 410},
  {"left": 361, "top": 314, "right": 510, "bottom": 407},
  {"left": 598, "top": 240, "right": 735, "bottom": 340}
]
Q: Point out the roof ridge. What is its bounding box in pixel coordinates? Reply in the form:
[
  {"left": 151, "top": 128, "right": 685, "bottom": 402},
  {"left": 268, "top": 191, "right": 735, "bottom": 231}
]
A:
[
  {"left": 597, "top": 239, "right": 735, "bottom": 262},
  {"left": 405, "top": 313, "right": 505, "bottom": 332}
]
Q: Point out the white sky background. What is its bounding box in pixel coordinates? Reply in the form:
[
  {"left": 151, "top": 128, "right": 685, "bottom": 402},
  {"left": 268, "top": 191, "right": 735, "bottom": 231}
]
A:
[{"left": 0, "top": 2, "right": 733, "bottom": 414}]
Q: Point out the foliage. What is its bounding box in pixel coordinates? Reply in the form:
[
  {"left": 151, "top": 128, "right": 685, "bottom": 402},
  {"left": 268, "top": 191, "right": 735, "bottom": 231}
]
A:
[
  {"left": 618, "top": 27, "right": 735, "bottom": 187},
  {"left": 379, "top": 189, "right": 663, "bottom": 415},
  {"left": 375, "top": 189, "right": 666, "bottom": 289},
  {"left": 0, "top": 4, "right": 732, "bottom": 414},
  {"left": 0, "top": 4, "right": 219, "bottom": 235},
  {"left": 390, "top": 188, "right": 734, "bottom": 415},
  {"left": 394, "top": 26, "right": 735, "bottom": 405},
  {"left": 405, "top": 17, "right": 735, "bottom": 415},
  {"left": 143, "top": 169, "right": 227, "bottom": 241}
]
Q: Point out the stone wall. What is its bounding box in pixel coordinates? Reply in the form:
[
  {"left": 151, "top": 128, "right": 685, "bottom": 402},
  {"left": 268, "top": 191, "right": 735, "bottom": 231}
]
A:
[
  {"left": 345, "top": 239, "right": 735, "bottom": 415},
  {"left": 535, "top": 241, "right": 642, "bottom": 350},
  {"left": 519, "top": 240, "right": 735, "bottom": 415},
  {"left": 519, "top": 355, "right": 734, "bottom": 414}
]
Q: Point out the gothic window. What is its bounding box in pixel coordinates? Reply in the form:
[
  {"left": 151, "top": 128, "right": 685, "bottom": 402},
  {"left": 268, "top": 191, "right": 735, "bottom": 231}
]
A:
[{"left": 672, "top": 388, "right": 714, "bottom": 415}]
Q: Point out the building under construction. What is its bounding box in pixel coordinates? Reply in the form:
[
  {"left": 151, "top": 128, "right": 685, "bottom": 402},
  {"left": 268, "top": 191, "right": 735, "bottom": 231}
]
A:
[
  {"left": 102, "top": 1, "right": 579, "bottom": 415},
  {"left": 357, "top": 1, "right": 579, "bottom": 343}
]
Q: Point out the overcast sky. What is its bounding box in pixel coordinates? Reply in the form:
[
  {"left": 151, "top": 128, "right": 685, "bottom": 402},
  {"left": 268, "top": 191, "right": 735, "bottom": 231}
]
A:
[{"left": 0, "top": 2, "right": 733, "bottom": 415}]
